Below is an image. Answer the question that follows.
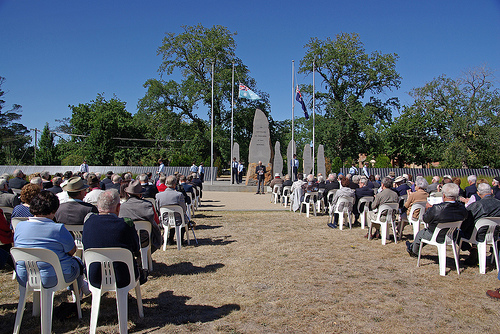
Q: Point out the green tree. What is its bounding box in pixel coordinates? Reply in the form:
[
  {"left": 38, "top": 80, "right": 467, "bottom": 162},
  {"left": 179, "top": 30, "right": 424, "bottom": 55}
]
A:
[
  {"left": 388, "top": 66, "right": 500, "bottom": 168},
  {"left": 298, "top": 33, "right": 401, "bottom": 162},
  {"left": 61, "top": 94, "right": 144, "bottom": 165},
  {"left": 145, "top": 24, "right": 273, "bottom": 166},
  {"left": 36, "top": 123, "right": 59, "bottom": 165},
  {"left": 0, "top": 76, "right": 32, "bottom": 164}
]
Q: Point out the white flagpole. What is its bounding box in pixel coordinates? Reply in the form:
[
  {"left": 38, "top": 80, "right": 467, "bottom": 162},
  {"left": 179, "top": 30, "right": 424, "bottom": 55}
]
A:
[
  {"left": 292, "top": 60, "right": 295, "bottom": 158},
  {"left": 211, "top": 62, "right": 214, "bottom": 185},
  {"left": 312, "top": 57, "right": 316, "bottom": 176},
  {"left": 231, "top": 63, "right": 235, "bottom": 185}
]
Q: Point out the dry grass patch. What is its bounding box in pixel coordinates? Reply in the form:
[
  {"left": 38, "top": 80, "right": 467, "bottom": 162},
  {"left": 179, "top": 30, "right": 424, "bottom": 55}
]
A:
[{"left": 1, "top": 209, "right": 500, "bottom": 333}]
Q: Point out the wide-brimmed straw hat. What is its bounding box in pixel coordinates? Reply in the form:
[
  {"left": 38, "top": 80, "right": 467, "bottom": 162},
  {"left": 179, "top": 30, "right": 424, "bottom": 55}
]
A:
[
  {"left": 124, "top": 180, "right": 145, "bottom": 195},
  {"left": 62, "top": 176, "right": 89, "bottom": 192}
]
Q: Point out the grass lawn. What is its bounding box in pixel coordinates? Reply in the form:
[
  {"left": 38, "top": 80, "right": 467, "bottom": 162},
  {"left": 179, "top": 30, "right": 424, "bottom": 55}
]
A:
[{"left": 1, "top": 208, "right": 500, "bottom": 333}]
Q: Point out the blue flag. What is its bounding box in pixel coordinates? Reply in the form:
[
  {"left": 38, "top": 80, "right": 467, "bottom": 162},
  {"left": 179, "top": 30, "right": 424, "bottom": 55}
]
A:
[
  {"left": 295, "top": 86, "right": 309, "bottom": 120},
  {"left": 239, "top": 83, "right": 261, "bottom": 100}
]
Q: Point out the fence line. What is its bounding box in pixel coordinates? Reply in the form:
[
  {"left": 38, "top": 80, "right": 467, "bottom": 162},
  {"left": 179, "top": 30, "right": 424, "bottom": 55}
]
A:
[
  {"left": 0, "top": 165, "right": 218, "bottom": 181},
  {"left": 339, "top": 167, "right": 500, "bottom": 178}
]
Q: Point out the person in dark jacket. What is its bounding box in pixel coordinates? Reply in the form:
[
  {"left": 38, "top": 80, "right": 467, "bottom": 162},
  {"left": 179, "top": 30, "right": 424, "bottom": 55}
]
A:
[{"left": 406, "top": 183, "right": 468, "bottom": 257}]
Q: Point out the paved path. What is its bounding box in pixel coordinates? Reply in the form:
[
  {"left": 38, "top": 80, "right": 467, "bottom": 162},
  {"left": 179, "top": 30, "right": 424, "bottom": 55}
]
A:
[{"left": 199, "top": 191, "right": 289, "bottom": 211}]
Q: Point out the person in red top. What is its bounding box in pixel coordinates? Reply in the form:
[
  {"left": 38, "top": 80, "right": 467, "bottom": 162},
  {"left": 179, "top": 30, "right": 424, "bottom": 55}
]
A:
[
  {"left": 0, "top": 208, "right": 13, "bottom": 269},
  {"left": 157, "top": 175, "right": 167, "bottom": 192}
]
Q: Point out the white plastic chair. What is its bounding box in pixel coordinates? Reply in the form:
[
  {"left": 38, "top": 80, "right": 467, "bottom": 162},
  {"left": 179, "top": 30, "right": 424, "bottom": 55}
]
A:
[
  {"left": 326, "top": 189, "right": 338, "bottom": 205},
  {"left": 11, "top": 247, "right": 82, "bottom": 334},
  {"left": 64, "top": 224, "right": 84, "bottom": 261},
  {"left": 186, "top": 192, "right": 195, "bottom": 219},
  {"left": 316, "top": 189, "right": 326, "bottom": 213},
  {"left": 133, "top": 221, "right": 153, "bottom": 272},
  {"left": 271, "top": 184, "right": 282, "bottom": 204},
  {"left": 300, "top": 192, "right": 318, "bottom": 217},
  {"left": 357, "top": 196, "right": 374, "bottom": 229},
  {"left": 193, "top": 186, "right": 200, "bottom": 210},
  {"left": 282, "top": 186, "right": 292, "bottom": 207},
  {"left": 330, "top": 197, "right": 354, "bottom": 230},
  {"left": 405, "top": 201, "right": 427, "bottom": 240},
  {"left": 11, "top": 217, "right": 29, "bottom": 231},
  {"left": 417, "top": 220, "right": 463, "bottom": 276},
  {"left": 459, "top": 217, "right": 500, "bottom": 274},
  {"left": 368, "top": 203, "right": 399, "bottom": 245},
  {"left": 1, "top": 206, "right": 13, "bottom": 223},
  {"left": 159, "top": 205, "right": 190, "bottom": 251},
  {"left": 84, "top": 248, "right": 144, "bottom": 334}
]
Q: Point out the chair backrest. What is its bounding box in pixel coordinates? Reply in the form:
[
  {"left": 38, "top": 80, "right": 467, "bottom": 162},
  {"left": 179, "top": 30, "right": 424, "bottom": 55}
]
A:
[
  {"left": 11, "top": 217, "right": 29, "bottom": 231},
  {"left": 84, "top": 248, "right": 136, "bottom": 292},
  {"left": 430, "top": 192, "right": 443, "bottom": 198},
  {"left": 134, "top": 220, "right": 151, "bottom": 238},
  {"left": 408, "top": 201, "right": 427, "bottom": 224},
  {"left": 327, "top": 189, "right": 338, "bottom": 202},
  {"left": 469, "top": 217, "right": 500, "bottom": 243},
  {"left": 303, "top": 191, "right": 318, "bottom": 203},
  {"left": 282, "top": 186, "right": 292, "bottom": 197},
  {"left": 186, "top": 192, "right": 194, "bottom": 205},
  {"left": 335, "top": 196, "right": 354, "bottom": 213},
  {"left": 1, "top": 206, "right": 13, "bottom": 223},
  {"left": 159, "top": 205, "right": 185, "bottom": 228},
  {"left": 64, "top": 224, "right": 84, "bottom": 249},
  {"left": 272, "top": 184, "right": 282, "bottom": 194},
  {"left": 376, "top": 203, "right": 399, "bottom": 222},
  {"left": 427, "top": 220, "right": 463, "bottom": 244},
  {"left": 10, "top": 247, "right": 66, "bottom": 291},
  {"left": 357, "top": 196, "right": 374, "bottom": 213}
]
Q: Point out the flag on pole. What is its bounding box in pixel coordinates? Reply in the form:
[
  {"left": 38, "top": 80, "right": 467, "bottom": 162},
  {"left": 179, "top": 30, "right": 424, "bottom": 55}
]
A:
[
  {"left": 295, "top": 86, "right": 309, "bottom": 120},
  {"left": 238, "top": 83, "right": 261, "bottom": 100}
]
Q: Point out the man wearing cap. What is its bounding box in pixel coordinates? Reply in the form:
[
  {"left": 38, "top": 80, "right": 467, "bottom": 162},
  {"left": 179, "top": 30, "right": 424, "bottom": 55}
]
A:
[
  {"left": 54, "top": 176, "right": 98, "bottom": 225},
  {"left": 83, "top": 174, "right": 105, "bottom": 205},
  {"left": 119, "top": 180, "right": 162, "bottom": 254}
]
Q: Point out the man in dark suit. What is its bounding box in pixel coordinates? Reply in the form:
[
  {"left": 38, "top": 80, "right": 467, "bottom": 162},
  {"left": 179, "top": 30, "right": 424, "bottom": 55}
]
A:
[
  {"left": 100, "top": 171, "right": 113, "bottom": 190},
  {"left": 354, "top": 176, "right": 375, "bottom": 221},
  {"left": 138, "top": 173, "right": 158, "bottom": 199},
  {"left": 0, "top": 178, "right": 20, "bottom": 208},
  {"left": 255, "top": 161, "right": 266, "bottom": 194},
  {"left": 8, "top": 169, "right": 28, "bottom": 190},
  {"left": 105, "top": 174, "right": 122, "bottom": 191},
  {"left": 406, "top": 183, "right": 467, "bottom": 257},
  {"left": 156, "top": 175, "right": 190, "bottom": 245},
  {"left": 465, "top": 175, "right": 478, "bottom": 199},
  {"left": 54, "top": 176, "right": 98, "bottom": 225},
  {"left": 46, "top": 177, "right": 63, "bottom": 194}
]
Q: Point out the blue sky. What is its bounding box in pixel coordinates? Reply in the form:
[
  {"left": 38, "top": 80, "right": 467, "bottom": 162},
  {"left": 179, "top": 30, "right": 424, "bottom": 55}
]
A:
[{"left": 1, "top": 0, "right": 499, "bottom": 141}]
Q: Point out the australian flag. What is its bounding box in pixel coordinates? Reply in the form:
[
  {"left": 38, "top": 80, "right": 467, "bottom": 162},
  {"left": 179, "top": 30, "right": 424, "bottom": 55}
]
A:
[
  {"left": 238, "top": 83, "right": 261, "bottom": 100},
  {"left": 295, "top": 86, "right": 309, "bottom": 120}
]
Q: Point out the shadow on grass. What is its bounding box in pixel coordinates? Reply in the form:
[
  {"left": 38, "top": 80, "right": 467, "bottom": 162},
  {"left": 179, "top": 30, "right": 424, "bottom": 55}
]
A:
[
  {"left": 135, "top": 291, "right": 240, "bottom": 327},
  {"left": 150, "top": 261, "right": 224, "bottom": 278},
  {"left": 193, "top": 213, "right": 223, "bottom": 219},
  {"left": 192, "top": 224, "right": 223, "bottom": 230}
]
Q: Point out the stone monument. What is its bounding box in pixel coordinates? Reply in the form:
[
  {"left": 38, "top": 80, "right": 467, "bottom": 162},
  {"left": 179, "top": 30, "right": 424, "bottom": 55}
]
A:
[
  {"left": 232, "top": 142, "right": 240, "bottom": 162},
  {"left": 273, "top": 141, "right": 283, "bottom": 176},
  {"left": 286, "top": 140, "right": 296, "bottom": 177},
  {"left": 303, "top": 144, "right": 313, "bottom": 175},
  {"left": 317, "top": 144, "right": 326, "bottom": 176},
  {"left": 246, "top": 109, "right": 272, "bottom": 186}
]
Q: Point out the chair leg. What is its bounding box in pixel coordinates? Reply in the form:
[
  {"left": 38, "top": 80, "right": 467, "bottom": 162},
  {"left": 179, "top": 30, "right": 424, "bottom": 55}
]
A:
[
  {"left": 116, "top": 290, "right": 129, "bottom": 334},
  {"left": 90, "top": 290, "right": 102, "bottom": 334},
  {"left": 13, "top": 285, "right": 28, "bottom": 334},
  {"left": 361, "top": 213, "right": 365, "bottom": 229},
  {"left": 478, "top": 242, "right": 487, "bottom": 274},
  {"left": 148, "top": 248, "right": 153, "bottom": 271},
  {"left": 32, "top": 290, "right": 40, "bottom": 316},
  {"left": 135, "top": 283, "right": 144, "bottom": 318},
  {"left": 40, "top": 291, "right": 55, "bottom": 334},
  {"left": 417, "top": 242, "right": 423, "bottom": 267},
  {"left": 391, "top": 222, "right": 398, "bottom": 244},
  {"left": 175, "top": 226, "right": 181, "bottom": 251},
  {"left": 338, "top": 213, "right": 343, "bottom": 230},
  {"left": 451, "top": 242, "right": 460, "bottom": 275},
  {"left": 381, "top": 223, "right": 387, "bottom": 245},
  {"left": 493, "top": 241, "right": 500, "bottom": 273},
  {"left": 437, "top": 244, "right": 447, "bottom": 276},
  {"left": 163, "top": 228, "right": 169, "bottom": 251},
  {"left": 412, "top": 221, "right": 419, "bottom": 240}
]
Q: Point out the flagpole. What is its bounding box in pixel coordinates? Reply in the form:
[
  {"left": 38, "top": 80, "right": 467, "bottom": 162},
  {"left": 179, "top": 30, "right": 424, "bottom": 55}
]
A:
[
  {"left": 211, "top": 62, "right": 214, "bottom": 185},
  {"left": 231, "top": 63, "right": 235, "bottom": 185},
  {"left": 291, "top": 60, "right": 295, "bottom": 159},
  {"left": 312, "top": 57, "right": 316, "bottom": 176}
]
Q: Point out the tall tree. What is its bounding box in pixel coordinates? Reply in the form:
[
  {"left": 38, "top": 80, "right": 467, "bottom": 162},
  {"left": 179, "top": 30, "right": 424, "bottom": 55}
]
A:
[
  {"left": 0, "top": 76, "right": 31, "bottom": 165},
  {"left": 298, "top": 32, "right": 401, "bottom": 161},
  {"left": 36, "top": 123, "right": 59, "bottom": 165},
  {"left": 145, "top": 24, "right": 272, "bottom": 166}
]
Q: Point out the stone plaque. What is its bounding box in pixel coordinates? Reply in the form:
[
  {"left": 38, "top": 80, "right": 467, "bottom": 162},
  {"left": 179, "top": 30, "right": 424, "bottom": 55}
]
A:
[
  {"left": 317, "top": 144, "right": 326, "bottom": 177},
  {"left": 273, "top": 141, "right": 283, "bottom": 176},
  {"left": 286, "top": 140, "right": 296, "bottom": 177},
  {"left": 303, "top": 144, "right": 313, "bottom": 175},
  {"left": 248, "top": 109, "right": 272, "bottom": 165},
  {"left": 232, "top": 142, "right": 240, "bottom": 162}
]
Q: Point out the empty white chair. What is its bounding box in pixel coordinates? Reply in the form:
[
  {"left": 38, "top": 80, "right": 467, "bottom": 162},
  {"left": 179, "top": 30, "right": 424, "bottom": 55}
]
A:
[
  {"left": 133, "top": 221, "right": 153, "bottom": 272},
  {"left": 282, "top": 186, "right": 292, "bottom": 207},
  {"left": 11, "top": 247, "right": 82, "bottom": 334},
  {"left": 459, "top": 217, "right": 500, "bottom": 274},
  {"left": 159, "top": 205, "right": 190, "bottom": 251},
  {"left": 417, "top": 220, "right": 463, "bottom": 276},
  {"left": 64, "top": 224, "right": 84, "bottom": 261},
  {"left": 84, "top": 248, "right": 144, "bottom": 334},
  {"left": 300, "top": 192, "right": 318, "bottom": 217},
  {"left": 368, "top": 203, "right": 399, "bottom": 245},
  {"left": 271, "top": 184, "right": 282, "bottom": 204},
  {"left": 330, "top": 197, "right": 354, "bottom": 230},
  {"left": 357, "top": 196, "right": 374, "bottom": 229}
]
